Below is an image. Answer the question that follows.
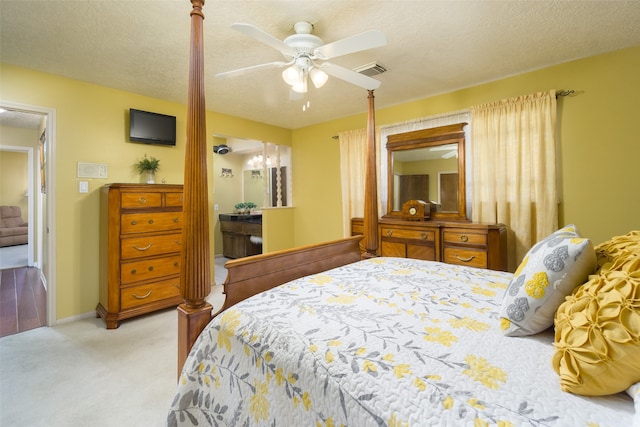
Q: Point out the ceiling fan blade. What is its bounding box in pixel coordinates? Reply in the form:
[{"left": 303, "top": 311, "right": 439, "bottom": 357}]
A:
[
  {"left": 314, "top": 30, "right": 387, "bottom": 59},
  {"left": 231, "top": 23, "right": 297, "bottom": 56},
  {"left": 215, "top": 61, "right": 288, "bottom": 79},
  {"left": 321, "top": 62, "right": 381, "bottom": 90}
]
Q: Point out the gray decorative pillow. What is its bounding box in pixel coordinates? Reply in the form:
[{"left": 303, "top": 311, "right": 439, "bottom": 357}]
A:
[{"left": 499, "top": 224, "right": 596, "bottom": 336}]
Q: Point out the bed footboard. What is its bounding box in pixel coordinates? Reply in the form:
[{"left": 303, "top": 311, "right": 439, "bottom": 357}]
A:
[{"left": 177, "top": 236, "right": 363, "bottom": 371}]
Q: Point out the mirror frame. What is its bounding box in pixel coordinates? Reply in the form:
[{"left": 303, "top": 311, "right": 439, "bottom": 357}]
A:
[{"left": 385, "top": 123, "right": 468, "bottom": 221}]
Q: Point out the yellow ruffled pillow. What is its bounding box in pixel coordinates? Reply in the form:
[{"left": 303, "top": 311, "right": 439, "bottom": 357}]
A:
[
  {"left": 595, "top": 230, "right": 640, "bottom": 270},
  {"left": 552, "top": 253, "right": 640, "bottom": 396}
]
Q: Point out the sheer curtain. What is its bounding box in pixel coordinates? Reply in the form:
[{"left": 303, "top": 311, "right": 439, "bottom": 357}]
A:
[
  {"left": 339, "top": 128, "right": 377, "bottom": 237},
  {"left": 470, "top": 90, "right": 558, "bottom": 271}
]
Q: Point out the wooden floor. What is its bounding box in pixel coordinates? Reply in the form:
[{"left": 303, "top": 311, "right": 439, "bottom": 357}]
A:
[{"left": 0, "top": 267, "right": 46, "bottom": 338}]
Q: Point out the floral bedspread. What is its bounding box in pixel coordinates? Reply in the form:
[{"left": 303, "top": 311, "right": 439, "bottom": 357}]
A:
[{"left": 168, "top": 257, "right": 633, "bottom": 426}]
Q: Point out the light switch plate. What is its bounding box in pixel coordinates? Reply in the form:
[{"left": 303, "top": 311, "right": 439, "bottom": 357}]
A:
[{"left": 79, "top": 181, "right": 89, "bottom": 193}]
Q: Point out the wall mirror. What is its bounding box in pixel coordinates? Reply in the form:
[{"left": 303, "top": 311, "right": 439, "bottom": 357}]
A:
[
  {"left": 243, "top": 166, "right": 288, "bottom": 207},
  {"left": 385, "top": 123, "right": 467, "bottom": 221}
]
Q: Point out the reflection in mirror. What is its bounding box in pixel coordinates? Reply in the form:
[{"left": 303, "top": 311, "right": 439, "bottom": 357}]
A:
[
  {"left": 392, "top": 143, "right": 458, "bottom": 212},
  {"left": 386, "top": 123, "right": 467, "bottom": 221},
  {"left": 242, "top": 143, "right": 291, "bottom": 207},
  {"left": 243, "top": 167, "right": 288, "bottom": 208}
]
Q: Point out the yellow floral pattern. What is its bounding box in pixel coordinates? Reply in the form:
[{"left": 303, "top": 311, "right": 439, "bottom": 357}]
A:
[
  {"left": 500, "top": 224, "right": 596, "bottom": 336},
  {"left": 169, "top": 257, "right": 632, "bottom": 426}
]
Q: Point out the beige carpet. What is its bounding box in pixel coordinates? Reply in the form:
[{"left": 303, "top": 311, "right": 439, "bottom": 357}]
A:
[{"left": 0, "top": 285, "right": 225, "bottom": 427}]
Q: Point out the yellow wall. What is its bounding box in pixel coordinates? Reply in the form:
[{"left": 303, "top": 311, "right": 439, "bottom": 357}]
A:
[
  {"left": 0, "top": 148, "right": 29, "bottom": 216},
  {"left": 1, "top": 63, "right": 291, "bottom": 320},
  {"left": 2, "top": 45, "right": 638, "bottom": 320},
  {"left": 262, "top": 207, "right": 295, "bottom": 253},
  {"left": 292, "top": 45, "right": 640, "bottom": 247}
]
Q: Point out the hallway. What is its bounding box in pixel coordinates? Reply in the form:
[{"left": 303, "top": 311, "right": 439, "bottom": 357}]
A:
[{"left": 0, "top": 267, "right": 46, "bottom": 337}]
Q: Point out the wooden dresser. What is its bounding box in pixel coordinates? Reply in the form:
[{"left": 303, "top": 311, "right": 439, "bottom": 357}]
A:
[
  {"left": 352, "top": 218, "right": 507, "bottom": 271},
  {"left": 97, "top": 184, "right": 184, "bottom": 329}
]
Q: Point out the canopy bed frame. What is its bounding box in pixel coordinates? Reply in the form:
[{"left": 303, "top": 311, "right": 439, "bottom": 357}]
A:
[
  {"left": 177, "top": 0, "right": 380, "bottom": 372},
  {"left": 171, "top": 3, "right": 636, "bottom": 425}
]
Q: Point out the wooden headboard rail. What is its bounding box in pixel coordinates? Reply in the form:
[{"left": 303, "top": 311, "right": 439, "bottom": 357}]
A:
[{"left": 177, "top": 0, "right": 379, "bottom": 375}]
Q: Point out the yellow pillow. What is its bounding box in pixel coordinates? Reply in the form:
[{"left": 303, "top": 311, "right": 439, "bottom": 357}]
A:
[
  {"left": 595, "top": 230, "right": 640, "bottom": 270},
  {"left": 552, "top": 253, "right": 640, "bottom": 396}
]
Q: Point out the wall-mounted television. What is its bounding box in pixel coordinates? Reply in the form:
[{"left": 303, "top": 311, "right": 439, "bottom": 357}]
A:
[{"left": 129, "top": 108, "right": 176, "bottom": 146}]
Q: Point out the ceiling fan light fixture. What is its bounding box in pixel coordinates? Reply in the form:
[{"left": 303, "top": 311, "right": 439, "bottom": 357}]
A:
[
  {"left": 282, "top": 65, "right": 302, "bottom": 86},
  {"left": 291, "top": 77, "right": 308, "bottom": 93},
  {"left": 309, "top": 67, "right": 328, "bottom": 88}
]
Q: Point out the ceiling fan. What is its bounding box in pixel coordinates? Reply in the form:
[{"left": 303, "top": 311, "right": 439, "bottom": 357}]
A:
[{"left": 216, "top": 22, "right": 387, "bottom": 94}]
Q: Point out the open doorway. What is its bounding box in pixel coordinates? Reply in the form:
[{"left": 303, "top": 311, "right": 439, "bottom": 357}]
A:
[
  {"left": 0, "top": 146, "right": 31, "bottom": 267},
  {"left": 0, "top": 102, "right": 57, "bottom": 332}
]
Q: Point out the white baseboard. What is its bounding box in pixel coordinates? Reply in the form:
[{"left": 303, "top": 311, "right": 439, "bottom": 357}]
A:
[{"left": 56, "top": 311, "right": 96, "bottom": 325}]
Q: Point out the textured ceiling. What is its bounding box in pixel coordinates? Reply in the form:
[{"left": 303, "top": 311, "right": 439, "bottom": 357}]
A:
[{"left": 1, "top": 0, "right": 640, "bottom": 130}]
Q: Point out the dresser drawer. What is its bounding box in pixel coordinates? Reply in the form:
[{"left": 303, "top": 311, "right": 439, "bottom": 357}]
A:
[
  {"left": 165, "top": 192, "right": 184, "bottom": 207},
  {"left": 443, "top": 230, "right": 487, "bottom": 246},
  {"left": 121, "top": 254, "right": 181, "bottom": 284},
  {"left": 381, "top": 227, "right": 436, "bottom": 242},
  {"left": 120, "top": 277, "right": 181, "bottom": 310},
  {"left": 121, "top": 192, "right": 162, "bottom": 209},
  {"left": 443, "top": 247, "right": 487, "bottom": 268},
  {"left": 120, "top": 212, "right": 182, "bottom": 234},
  {"left": 121, "top": 233, "right": 182, "bottom": 260}
]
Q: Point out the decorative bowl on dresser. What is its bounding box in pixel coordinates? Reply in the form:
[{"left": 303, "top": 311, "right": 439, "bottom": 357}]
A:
[{"left": 97, "top": 183, "right": 184, "bottom": 329}]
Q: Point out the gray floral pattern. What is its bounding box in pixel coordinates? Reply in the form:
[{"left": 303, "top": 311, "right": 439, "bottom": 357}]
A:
[{"left": 168, "top": 257, "right": 632, "bottom": 426}]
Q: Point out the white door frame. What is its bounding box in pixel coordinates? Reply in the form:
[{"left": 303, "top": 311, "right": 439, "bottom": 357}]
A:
[{"left": 1, "top": 100, "right": 57, "bottom": 326}]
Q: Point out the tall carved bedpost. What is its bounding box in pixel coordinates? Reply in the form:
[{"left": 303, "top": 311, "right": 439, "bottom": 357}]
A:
[
  {"left": 363, "top": 90, "right": 379, "bottom": 258},
  {"left": 177, "top": 0, "right": 212, "bottom": 375}
]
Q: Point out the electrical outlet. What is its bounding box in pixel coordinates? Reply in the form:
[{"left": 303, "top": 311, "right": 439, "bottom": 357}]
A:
[{"left": 214, "top": 204, "right": 219, "bottom": 211}]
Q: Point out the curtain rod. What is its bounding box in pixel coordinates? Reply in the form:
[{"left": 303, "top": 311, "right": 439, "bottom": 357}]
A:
[
  {"left": 331, "top": 90, "right": 575, "bottom": 139},
  {"left": 556, "top": 89, "right": 575, "bottom": 97}
]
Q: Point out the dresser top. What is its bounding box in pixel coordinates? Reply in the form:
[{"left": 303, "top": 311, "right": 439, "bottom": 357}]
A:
[{"left": 103, "top": 183, "right": 183, "bottom": 191}]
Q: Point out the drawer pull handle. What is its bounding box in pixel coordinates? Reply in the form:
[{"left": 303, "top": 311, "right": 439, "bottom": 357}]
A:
[
  {"left": 460, "top": 235, "right": 469, "bottom": 242},
  {"left": 138, "top": 197, "right": 147, "bottom": 204},
  {"left": 174, "top": 240, "right": 182, "bottom": 246},
  {"left": 148, "top": 266, "right": 154, "bottom": 271},
  {"left": 421, "top": 233, "right": 428, "bottom": 239},
  {"left": 131, "top": 220, "right": 137, "bottom": 225},
  {"left": 180, "top": 196, "right": 184, "bottom": 202},
  {"left": 132, "top": 290, "right": 152, "bottom": 299},
  {"left": 148, "top": 219, "right": 154, "bottom": 225},
  {"left": 173, "top": 218, "right": 179, "bottom": 223},
  {"left": 386, "top": 230, "right": 393, "bottom": 236},
  {"left": 174, "top": 262, "right": 179, "bottom": 267},
  {"left": 455, "top": 254, "right": 475, "bottom": 262},
  {"left": 131, "top": 269, "right": 137, "bottom": 274},
  {"left": 133, "top": 243, "right": 152, "bottom": 251}
]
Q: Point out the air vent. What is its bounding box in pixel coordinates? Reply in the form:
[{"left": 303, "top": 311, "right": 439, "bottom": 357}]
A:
[{"left": 354, "top": 62, "right": 388, "bottom": 76}]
